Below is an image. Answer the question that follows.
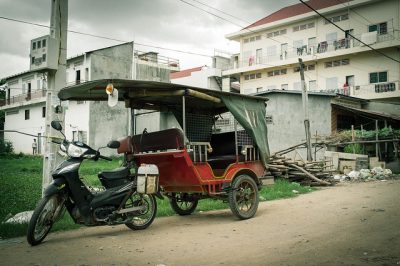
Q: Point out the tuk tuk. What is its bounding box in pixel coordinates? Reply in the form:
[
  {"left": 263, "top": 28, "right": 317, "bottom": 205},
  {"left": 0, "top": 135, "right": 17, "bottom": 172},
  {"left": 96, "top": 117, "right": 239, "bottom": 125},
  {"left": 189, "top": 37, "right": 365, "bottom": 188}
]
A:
[{"left": 58, "top": 79, "right": 270, "bottom": 219}]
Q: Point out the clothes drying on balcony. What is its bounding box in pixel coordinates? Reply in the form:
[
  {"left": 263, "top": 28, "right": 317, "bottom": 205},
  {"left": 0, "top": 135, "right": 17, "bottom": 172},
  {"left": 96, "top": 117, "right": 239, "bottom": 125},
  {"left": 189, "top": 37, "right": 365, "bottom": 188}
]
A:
[{"left": 317, "top": 41, "right": 328, "bottom": 53}]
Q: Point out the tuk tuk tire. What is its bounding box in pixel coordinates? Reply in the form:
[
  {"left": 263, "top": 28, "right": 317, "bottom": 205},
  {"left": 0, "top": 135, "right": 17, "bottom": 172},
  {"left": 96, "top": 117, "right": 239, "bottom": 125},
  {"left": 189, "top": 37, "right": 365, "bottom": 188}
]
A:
[
  {"left": 228, "top": 174, "right": 259, "bottom": 220},
  {"left": 170, "top": 193, "right": 198, "bottom": 216}
]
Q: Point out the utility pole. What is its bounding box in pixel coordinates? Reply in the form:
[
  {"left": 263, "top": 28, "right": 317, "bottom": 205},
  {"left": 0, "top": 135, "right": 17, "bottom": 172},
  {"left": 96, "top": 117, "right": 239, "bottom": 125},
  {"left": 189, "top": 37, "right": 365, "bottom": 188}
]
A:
[
  {"left": 42, "top": 0, "right": 68, "bottom": 194},
  {"left": 298, "top": 58, "right": 313, "bottom": 161}
]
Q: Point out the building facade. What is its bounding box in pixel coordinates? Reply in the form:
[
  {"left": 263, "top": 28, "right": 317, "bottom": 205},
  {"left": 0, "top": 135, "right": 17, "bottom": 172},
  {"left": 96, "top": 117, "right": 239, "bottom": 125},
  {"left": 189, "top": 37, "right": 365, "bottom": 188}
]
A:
[
  {"left": 222, "top": 0, "right": 400, "bottom": 102},
  {"left": 1, "top": 39, "right": 179, "bottom": 154}
]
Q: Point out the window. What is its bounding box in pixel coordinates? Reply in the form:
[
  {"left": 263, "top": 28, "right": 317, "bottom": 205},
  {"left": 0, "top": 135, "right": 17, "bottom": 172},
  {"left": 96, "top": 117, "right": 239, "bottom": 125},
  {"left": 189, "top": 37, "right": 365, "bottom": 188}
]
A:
[
  {"left": 293, "top": 22, "right": 314, "bottom": 32},
  {"left": 325, "top": 13, "right": 349, "bottom": 24},
  {"left": 325, "top": 59, "right": 349, "bottom": 68},
  {"left": 256, "top": 49, "right": 262, "bottom": 64},
  {"left": 309, "top": 80, "right": 317, "bottom": 91},
  {"left": 370, "top": 71, "right": 388, "bottom": 83},
  {"left": 25, "top": 109, "right": 30, "bottom": 120},
  {"left": 42, "top": 106, "right": 46, "bottom": 118},
  {"left": 37, "top": 41, "right": 41, "bottom": 49},
  {"left": 267, "top": 29, "right": 286, "bottom": 38},
  {"left": 42, "top": 54, "right": 46, "bottom": 62},
  {"left": 42, "top": 39, "right": 46, "bottom": 47},
  {"left": 244, "top": 73, "right": 262, "bottom": 80},
  {"left": 294, "top": 64, "right": 315, "bottom": 72},
  {"left": 369, "top": 22, "right": 388, "bottom": 35},
  {"left": 32, "top": 42, "right": 36, "bottom": 50},
  {"left": 267, "top": 69, "right": 287, "bottom": 77},
  {"left": 31, "top": 57, "right": 35, "bottom": 64}
]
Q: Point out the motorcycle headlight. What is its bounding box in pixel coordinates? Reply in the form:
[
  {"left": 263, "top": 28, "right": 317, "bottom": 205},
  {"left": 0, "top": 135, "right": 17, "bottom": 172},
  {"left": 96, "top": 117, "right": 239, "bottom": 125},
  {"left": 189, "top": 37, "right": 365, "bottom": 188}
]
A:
[{"left": 67, "top": 143, "right": 88, "bottom": 157}]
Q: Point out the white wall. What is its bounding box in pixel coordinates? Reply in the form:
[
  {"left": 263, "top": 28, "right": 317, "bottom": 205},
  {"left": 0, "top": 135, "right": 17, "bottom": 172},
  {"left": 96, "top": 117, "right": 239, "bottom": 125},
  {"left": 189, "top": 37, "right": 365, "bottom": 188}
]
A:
[
  {"left": 64, "top": 101, "right": 90, "bottom": 142},
  {"left": 4, "top": 103, "right": 46, "bottom": 154},
  {"left": 171, "top": 67, "right": 222, "bottom": 90}
]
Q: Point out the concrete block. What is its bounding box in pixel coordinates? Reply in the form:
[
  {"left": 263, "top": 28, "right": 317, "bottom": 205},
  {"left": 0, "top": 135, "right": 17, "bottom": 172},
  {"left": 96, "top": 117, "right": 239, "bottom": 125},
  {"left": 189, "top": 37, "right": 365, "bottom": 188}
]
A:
[{"left": 339, "top": 160, "right": 357, "bottom": 173}]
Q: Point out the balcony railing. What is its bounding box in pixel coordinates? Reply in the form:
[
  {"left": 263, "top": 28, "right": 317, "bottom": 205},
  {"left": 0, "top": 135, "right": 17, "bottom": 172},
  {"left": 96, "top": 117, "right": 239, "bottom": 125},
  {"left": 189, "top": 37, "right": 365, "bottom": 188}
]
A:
[
  {"left": 0, "top": 89, "right": 47, "bottom": 107},
  {"left": 225, "top": 31, "right": 396, "bottom": 71},
  {"left": 352, "top": 81, "right": 399, "bottom": 97},
  {"left": 135, "top": 51, "right": 180, "bottom": 69}
]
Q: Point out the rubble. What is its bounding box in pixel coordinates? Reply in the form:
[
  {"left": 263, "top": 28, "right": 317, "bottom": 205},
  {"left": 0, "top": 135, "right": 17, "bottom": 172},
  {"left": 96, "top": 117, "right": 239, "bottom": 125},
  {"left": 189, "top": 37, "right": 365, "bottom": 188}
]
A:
[{"left": 334, "top": 167, "right": 397, "bottom": 182}]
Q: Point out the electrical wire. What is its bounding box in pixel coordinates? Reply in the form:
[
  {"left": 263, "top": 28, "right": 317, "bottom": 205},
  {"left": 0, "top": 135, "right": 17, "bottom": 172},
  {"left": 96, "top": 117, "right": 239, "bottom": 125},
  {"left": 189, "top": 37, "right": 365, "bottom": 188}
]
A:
[
  {"left": 0, "top": 15, "right": 213, "bottom": 58},
  {"left": 299, "top": 0, "right": 400, "bottom": 64}
]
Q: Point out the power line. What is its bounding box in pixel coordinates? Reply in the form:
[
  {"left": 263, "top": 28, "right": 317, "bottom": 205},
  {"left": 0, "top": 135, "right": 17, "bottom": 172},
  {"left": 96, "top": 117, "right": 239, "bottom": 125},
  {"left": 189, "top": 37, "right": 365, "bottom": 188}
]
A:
[
  {"left": 299, "top": 0, "right": 400, "bottom": 64},
  {"left": 190, "top": 0, "right": 252, "bottom": 25},
  {"left": 0, "top": 15, "right": 213, "bottom": 58}
]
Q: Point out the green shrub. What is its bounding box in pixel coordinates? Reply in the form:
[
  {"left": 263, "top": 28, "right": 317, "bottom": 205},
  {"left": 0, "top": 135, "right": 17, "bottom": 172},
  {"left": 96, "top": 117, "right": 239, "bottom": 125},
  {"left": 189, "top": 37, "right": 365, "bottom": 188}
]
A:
[
  {"left": 343, "top": 143, "right": 363, "bottom": 154},
  {"left": 0, "top": 139, "right": 13, "bottom": 154}
]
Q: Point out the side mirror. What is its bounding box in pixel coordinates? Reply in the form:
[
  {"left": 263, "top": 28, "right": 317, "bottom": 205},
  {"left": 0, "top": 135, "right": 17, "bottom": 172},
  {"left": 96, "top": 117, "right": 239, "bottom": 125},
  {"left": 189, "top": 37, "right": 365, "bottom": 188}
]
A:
[
  {"left": 107, "top": 140, "right": 120, "bottom": 149},
  {"left": 51, "top": 121, "right": 62, "bottom": 131}
]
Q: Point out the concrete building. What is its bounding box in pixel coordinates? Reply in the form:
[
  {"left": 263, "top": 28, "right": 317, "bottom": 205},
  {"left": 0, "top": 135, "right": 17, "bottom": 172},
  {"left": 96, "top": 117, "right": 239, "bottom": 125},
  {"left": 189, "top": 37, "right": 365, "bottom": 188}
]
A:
[
  {"left": 0, "top": 39, "right": 179, "bottom": 154},
  {"left": 222, "top": 0, "right": 400, "bottom": 102}
]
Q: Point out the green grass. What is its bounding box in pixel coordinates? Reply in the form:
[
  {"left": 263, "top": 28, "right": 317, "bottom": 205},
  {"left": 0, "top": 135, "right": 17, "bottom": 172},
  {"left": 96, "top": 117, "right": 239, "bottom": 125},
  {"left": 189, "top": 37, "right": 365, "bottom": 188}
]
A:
[{"left": 0, "top": 155, "right": 314, "bottom": 239}]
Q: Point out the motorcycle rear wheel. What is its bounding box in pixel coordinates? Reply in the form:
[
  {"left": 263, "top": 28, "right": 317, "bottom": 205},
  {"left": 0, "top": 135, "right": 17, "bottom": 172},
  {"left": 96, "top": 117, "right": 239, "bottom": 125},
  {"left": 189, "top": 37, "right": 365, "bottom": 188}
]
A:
[
  {"left": 27, "top": 195, "right": 61, "bottom": 246},
  {"left": 124, "top": 193, "right": 157, "bottom": 230}
]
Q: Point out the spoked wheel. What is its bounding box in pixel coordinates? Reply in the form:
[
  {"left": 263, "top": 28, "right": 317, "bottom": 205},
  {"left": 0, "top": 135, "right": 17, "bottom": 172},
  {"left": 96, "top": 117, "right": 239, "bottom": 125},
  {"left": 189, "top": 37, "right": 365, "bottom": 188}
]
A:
[
  {"left": 170, "top": 193, "right": 198, "bottom": 216},
  {"left": 228, "top": 175, "right": 259, "bottom": 220},
  {"left": 125, "top": 193, "right": 157, "bottom": 230},
  {"left": 27, "top": 194, "right": 63, "bottom": 246}
]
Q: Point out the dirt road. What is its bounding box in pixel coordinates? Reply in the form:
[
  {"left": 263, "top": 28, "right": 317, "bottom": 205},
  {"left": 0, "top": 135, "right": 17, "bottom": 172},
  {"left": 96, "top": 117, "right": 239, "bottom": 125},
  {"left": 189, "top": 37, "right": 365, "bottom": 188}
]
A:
[{"left": 1, "top": 180, "right": 399, "bottom": 265}]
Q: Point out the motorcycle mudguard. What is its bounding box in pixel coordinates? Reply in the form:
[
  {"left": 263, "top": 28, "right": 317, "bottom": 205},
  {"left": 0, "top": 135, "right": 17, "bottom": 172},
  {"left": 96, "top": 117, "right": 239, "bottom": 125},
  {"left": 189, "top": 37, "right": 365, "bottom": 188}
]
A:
[{"left": 44, "top": 178, "right": 68, "bottom": 197}]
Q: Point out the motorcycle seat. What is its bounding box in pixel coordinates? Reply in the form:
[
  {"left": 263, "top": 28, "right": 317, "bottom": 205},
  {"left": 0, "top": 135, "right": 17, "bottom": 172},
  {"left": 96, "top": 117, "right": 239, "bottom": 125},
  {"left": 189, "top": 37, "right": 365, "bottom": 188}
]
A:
[{"left": 98, "top": 167, "right": 130, "bottom": 180}]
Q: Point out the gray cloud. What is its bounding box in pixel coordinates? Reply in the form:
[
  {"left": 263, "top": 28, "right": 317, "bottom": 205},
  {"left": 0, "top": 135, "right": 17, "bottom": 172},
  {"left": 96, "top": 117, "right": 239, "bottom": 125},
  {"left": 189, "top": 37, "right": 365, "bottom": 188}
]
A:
[{"left": 0, "top": 0, "right": 298, "bottom": 77}]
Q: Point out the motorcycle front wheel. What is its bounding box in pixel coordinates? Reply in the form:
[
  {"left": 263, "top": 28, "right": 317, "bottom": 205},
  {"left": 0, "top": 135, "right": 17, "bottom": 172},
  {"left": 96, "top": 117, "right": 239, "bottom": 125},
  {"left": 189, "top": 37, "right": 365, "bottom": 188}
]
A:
[
  {"left": 27, "top": 194, "right": 63, "bottom": 246},
  {"left": 124, "top": 193, "right": 157, "bottom": 230}
]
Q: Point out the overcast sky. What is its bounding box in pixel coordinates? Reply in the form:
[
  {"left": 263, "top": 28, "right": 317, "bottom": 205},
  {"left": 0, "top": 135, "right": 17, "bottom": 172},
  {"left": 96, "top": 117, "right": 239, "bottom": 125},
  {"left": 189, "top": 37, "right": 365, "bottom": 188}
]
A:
[{"left": 0, "top": 0, "right": 298, "bottom": 78}]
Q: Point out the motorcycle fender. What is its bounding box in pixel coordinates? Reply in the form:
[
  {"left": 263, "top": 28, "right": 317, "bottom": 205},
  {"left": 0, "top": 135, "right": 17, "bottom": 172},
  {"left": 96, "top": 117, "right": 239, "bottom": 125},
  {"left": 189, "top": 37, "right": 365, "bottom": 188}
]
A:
[{"left": 44, "top": 178, "right": 67, "bottom": 197}]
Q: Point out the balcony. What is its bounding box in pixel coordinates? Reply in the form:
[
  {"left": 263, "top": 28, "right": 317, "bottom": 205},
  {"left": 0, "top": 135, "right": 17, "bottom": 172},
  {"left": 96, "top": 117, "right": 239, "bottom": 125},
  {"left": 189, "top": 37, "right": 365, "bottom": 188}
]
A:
[
  {"left": 352, "top": 81, "right": 400, "bottom": 100},
  {"left": 223, "top": 31, "right": 398, "bottom": 75},
  {"left": 135, "top": 51, "right": 180, "bottom": 72},
  {"left": 0, "top": 90, "right": 47, "bottom": 108}
]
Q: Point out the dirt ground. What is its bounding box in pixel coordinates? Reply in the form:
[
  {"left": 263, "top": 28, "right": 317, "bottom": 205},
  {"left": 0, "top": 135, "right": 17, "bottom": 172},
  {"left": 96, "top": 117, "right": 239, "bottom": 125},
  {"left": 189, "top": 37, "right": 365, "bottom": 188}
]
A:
[{"left": 1, "top": 180, "right": 399, "bottom": 266}]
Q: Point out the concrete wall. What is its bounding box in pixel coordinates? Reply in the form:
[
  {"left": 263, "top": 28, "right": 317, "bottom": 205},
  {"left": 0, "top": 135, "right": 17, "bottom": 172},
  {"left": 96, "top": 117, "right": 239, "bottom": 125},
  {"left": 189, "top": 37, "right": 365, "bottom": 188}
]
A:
[
  {"left": 89, "top": 43, "right": 133, "bottom": 151},
  {"left": 4, "top": 103, "right": 46, "bottom": 154},
  {"left": 136, "top": 64, "right": 170, "bottom": 82},
  {"left": 171, "top": 67, "right": 222, "bottom": 90},
  {"left": 263, "top": 92, "right": 333, "bottom": 160}
]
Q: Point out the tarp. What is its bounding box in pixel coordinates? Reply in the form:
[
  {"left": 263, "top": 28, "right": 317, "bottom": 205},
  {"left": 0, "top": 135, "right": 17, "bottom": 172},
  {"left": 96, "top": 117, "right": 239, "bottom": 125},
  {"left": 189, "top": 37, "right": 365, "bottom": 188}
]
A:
[{"left": 220, "top": 94, "right": 270, "bottom": 167}]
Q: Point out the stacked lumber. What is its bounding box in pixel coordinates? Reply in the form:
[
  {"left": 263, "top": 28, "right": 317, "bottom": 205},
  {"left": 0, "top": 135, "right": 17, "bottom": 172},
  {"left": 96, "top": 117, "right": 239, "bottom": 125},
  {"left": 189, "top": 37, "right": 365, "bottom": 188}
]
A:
[{"left": 267, "top": 155, "right": 333, "bottom": 186}]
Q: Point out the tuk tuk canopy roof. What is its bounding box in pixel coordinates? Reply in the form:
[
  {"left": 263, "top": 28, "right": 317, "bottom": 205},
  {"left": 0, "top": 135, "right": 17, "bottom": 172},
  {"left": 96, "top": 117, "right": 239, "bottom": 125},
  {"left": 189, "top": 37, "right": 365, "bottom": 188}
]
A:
[
  {"left": 58, "top": 79, "right": 270, "bottom": 165},
  {"left": 58, "top": 79, "right": 268, "bottom": 111}
]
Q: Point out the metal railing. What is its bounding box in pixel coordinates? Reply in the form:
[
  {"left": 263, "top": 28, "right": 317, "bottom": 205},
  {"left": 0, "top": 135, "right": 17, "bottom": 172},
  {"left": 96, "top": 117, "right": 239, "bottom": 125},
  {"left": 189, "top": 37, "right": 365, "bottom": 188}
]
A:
[
  {"left": 0, "top": 89, "right": 47, "bottom": 107},
  {"left": 225, "top": 31, "right": 397, "bottom": 70},
  {"left": 135, "top": 51, "right": 180, "bottom": 69}
]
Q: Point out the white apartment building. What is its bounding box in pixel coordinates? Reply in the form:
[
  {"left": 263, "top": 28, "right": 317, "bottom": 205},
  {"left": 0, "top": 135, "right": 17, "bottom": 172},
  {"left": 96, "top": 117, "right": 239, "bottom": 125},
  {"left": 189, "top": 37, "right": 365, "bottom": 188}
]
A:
[
  {"left": 1, "top": 39, "right": 179, "bottom": 154},
  {"left": 222, "top": 0, "right": 400, "bottom": 102}
]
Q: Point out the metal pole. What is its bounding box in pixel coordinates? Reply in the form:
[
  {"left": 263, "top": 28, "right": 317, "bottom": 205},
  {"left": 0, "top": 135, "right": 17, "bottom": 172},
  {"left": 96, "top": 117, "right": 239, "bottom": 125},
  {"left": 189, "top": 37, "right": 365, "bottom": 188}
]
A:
[
  {"left": 375, "top": 120, "right": 379, "bottom": 158},
  {"left": 298, "top": 58, "right": 312, "bottom": 161},
  {"left": 182, "top": 95, "right": 186, "bottom": 143},
  {"left": 42, "top": 0, "right": 68, "bottom": 195}
]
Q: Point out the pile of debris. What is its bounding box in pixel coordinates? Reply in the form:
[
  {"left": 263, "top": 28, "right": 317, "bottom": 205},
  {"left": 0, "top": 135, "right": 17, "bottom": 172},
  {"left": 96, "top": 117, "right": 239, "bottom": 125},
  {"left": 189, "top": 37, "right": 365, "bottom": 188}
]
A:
[
  {"left": 266, "top": 154, "right": 334, "bottom": 186},
  {"left": 334, "top": 167, "right": 395, "bottom": 182}
]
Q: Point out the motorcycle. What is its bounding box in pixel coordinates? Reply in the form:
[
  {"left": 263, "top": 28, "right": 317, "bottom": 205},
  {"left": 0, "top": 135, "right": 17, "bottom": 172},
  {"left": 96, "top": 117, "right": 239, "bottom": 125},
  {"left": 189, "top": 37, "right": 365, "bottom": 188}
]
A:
[{"left": 27, "top": 121, "right": 157, "bottom": 246}]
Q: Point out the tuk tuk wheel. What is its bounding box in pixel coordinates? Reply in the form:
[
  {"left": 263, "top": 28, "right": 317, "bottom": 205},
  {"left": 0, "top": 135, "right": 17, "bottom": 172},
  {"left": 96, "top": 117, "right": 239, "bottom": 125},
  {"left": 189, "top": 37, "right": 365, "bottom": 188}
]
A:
[
  {"left": 228, "top": 175, "right": 259, "bottom": 220},
  {"left": 170, "top": 193, "right": 198, "bottom": 216}
]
